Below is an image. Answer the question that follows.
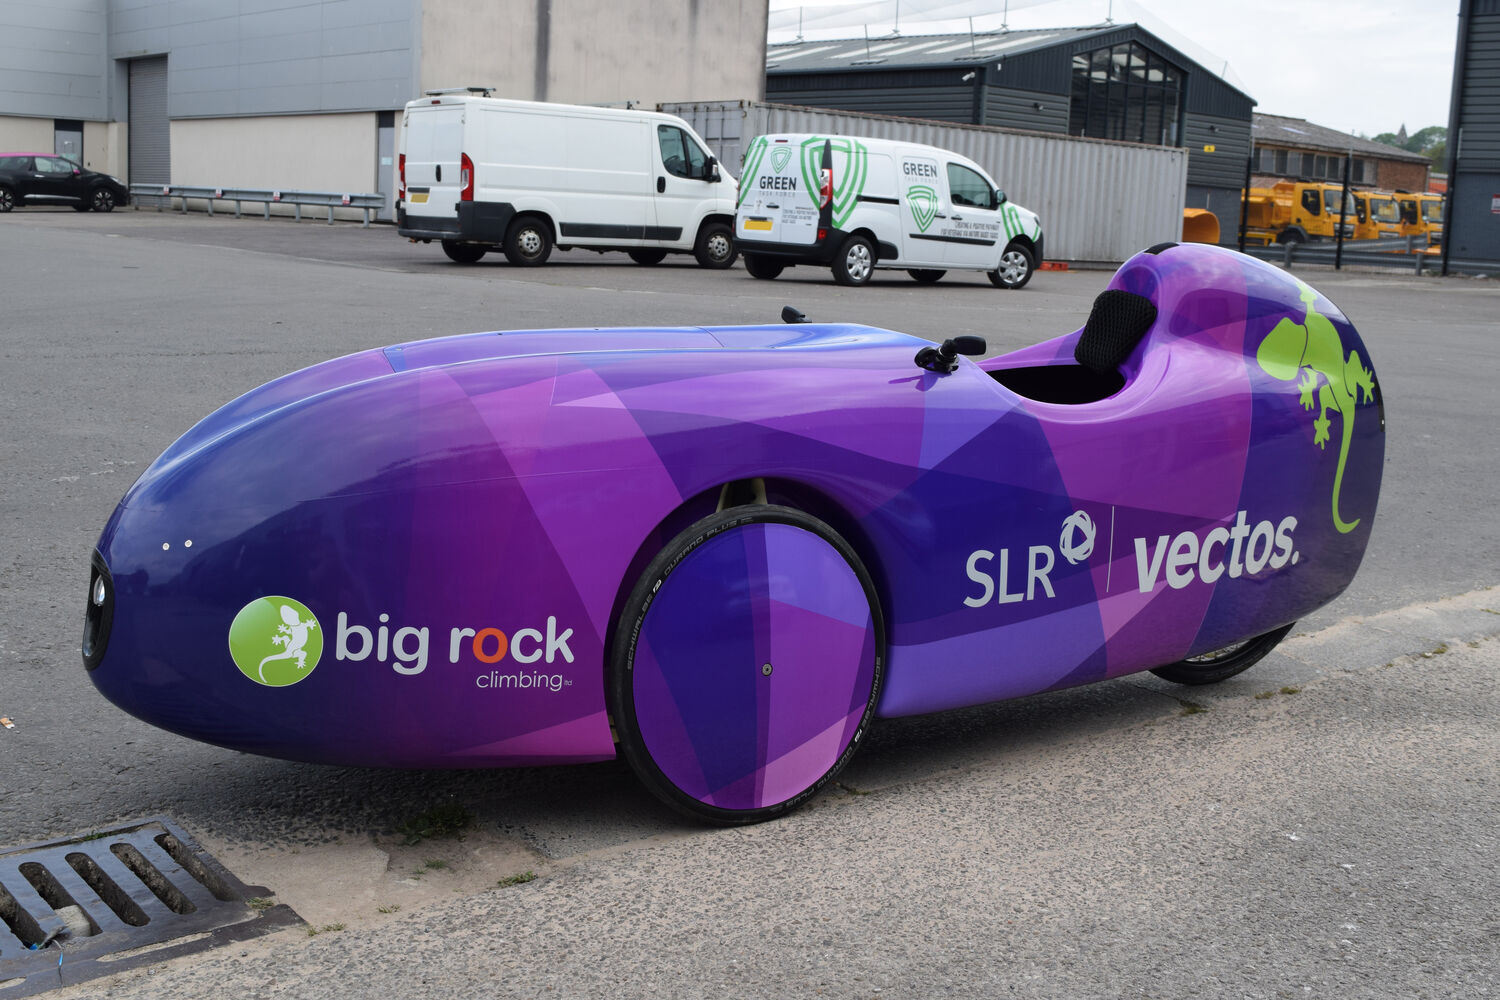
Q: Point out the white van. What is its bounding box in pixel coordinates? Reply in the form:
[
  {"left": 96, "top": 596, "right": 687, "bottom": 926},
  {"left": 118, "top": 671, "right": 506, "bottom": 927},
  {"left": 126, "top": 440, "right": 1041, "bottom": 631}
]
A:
[
  {"left": 734, "top": 134, "right": 1043, "bottom": 288},
  {"left": 398, "top": 91, "right": 739, "bottom": 269}
]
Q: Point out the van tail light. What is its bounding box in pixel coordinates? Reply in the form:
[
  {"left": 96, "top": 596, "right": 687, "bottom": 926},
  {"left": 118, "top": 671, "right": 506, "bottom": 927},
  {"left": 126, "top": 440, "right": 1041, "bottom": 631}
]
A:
[
  {"left": 460, "top": 152, "right": 474, "bottom": 202},
  {"left": 398, "top": 153, "right": 405, "bottom": 201},
  {"left": 818, "top": 139, "right": 834, "bottom": 209},
  {"left": 817, "top": 227, "right": 827, "bottom": 242}
]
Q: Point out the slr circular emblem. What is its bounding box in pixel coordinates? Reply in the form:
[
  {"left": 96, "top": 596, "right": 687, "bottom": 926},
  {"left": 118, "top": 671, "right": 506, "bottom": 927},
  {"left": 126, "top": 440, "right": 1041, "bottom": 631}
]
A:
[{"left": 1059, "top": 510, "right": 1097, "bottom": 565}]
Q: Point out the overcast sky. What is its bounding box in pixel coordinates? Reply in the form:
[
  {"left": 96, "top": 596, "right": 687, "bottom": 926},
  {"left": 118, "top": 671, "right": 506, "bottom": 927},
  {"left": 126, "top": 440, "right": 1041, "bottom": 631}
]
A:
[{"left": 767, "top": 0, "right": 1460, "bottom": 138}]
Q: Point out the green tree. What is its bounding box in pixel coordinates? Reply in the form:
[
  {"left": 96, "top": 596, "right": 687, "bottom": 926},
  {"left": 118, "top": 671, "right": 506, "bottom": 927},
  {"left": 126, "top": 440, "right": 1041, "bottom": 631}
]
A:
[{"left": 1405, "top": 125, "right": 1446, "bottom": 154}]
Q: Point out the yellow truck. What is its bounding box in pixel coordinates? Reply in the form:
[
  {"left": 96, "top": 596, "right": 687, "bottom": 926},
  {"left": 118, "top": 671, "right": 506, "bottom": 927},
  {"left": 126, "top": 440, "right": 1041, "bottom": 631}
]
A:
[
  {"left": 1395, "top": 190, "right": 1444, "bottom": 245},
  {"left": 1350, "top": 190, "right": 1403, "bottom": 241},
  {"left": 1239, "top": 181, "right": 1354, "bottom": 245}
]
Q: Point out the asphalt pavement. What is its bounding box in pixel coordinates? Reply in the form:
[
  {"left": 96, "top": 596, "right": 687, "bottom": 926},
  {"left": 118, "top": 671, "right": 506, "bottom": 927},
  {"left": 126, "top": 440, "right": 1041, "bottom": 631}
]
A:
[{"left": 1, "top": 208, "right": 1496, "bottom": 999}]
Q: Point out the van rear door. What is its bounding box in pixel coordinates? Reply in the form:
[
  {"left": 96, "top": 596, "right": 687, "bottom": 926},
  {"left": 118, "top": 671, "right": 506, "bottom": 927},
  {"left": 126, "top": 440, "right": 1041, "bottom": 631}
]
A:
[
  {"left": 403, "top": 104, "right": 465, "bottom": 220},
  {"left": 736, "top": 136, "right": 818, "bottom": 246}
]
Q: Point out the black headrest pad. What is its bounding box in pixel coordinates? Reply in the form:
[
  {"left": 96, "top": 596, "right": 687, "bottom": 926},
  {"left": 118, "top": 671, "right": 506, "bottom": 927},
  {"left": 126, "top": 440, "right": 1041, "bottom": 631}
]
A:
[{"left": 1074, "top": 290, "right": 1158, "bottom": 374}]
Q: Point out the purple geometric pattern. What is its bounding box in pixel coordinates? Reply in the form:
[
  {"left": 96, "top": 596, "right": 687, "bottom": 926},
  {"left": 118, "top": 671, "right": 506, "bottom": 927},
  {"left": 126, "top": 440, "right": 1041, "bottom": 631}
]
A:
[
  {"left": 88, "top": 244, "right": 1383, "bottom": 770},
  {"left": 630, "top": 522, "right": 876, "bottom": 811}
]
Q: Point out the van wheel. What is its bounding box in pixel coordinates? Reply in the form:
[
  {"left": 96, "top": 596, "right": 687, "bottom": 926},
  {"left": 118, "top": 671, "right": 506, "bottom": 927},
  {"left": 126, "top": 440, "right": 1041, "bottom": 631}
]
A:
[
  {"left": 441, "top": 240, "right": 487, "bottom": 263},
  {"left": 742, "top": 253, "right": 784, "bottom": 280},
  {"left": 987, "top": 243, "right": 1034, "bottom": 289},
  {"left": 629, "top": 249, "right": 668, "bottom": 266},
  {"left": 609, "top": 505, "right": 885, "bottom": 824},
  {"left": 832, "top": 235, "right": 874, "bottom": 286},
  {"left": 694, "top": 222, "right": 737, "bottom": 269},
  {"left": 907, "top": 269, "right": 945, "bottom": 284},
  {"left": 504, "top": 217, "right": 553, "bottom": 266}
]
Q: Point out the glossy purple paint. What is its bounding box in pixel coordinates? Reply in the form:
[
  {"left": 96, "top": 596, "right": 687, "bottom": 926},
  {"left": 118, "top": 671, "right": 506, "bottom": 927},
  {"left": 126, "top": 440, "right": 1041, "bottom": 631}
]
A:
[{"left": 87, "top": 244, "right": 1383, "bottom": 776}]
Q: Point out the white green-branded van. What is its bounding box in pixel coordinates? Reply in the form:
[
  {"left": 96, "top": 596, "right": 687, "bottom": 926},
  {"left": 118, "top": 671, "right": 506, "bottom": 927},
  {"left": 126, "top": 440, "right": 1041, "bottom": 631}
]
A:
[
  {"left": 398, "top": 91, "right": 738, "bottom": 269},
  {"left": 734, "top": 134, "right": 1043, "bottom": 288}
]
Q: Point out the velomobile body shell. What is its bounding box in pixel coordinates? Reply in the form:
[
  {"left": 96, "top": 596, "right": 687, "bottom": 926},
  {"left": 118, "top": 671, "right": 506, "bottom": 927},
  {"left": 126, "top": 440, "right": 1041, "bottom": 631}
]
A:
[{"left": 87, "top": 244, "right": 1383, "bottom": 773}]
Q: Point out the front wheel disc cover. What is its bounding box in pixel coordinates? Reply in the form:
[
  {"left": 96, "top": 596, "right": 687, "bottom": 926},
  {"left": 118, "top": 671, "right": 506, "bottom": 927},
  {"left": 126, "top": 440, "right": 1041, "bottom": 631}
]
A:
[{"left": 612, "top": 506, "right": 884, "bottom": 823}]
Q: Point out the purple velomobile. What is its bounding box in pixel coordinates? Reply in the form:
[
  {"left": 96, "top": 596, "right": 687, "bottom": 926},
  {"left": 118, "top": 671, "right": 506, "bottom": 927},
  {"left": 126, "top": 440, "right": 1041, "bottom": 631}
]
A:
[{"left": 84, "top": 243, "right": 1384, "bottom": 823}]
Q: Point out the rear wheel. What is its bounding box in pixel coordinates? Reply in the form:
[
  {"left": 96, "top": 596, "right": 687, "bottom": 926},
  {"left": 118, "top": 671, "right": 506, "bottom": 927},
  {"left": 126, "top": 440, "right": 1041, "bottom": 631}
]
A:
[
  {"left": 1149, "top": 623, "right": 1296, "bottom": 686},
  {"left": 694, "top": 222, "right": 736, "bottom": 269},
  {"left": 742, "top": 253, "right": 784, "bottom": 280},
  {"left": 611, "top": 505, "right": 884, "bottom": 824},
  {"left": 907, "top": 269, "right": 945, "bottom": 284},
  {"left": 441, "top": 240, "right": 487, "bottom": 263},
  {"left": 831, "top": 235, "right": 874, "bottom": 286},
  {"left": 987, "top": 243, "right": 1034, "bottom": 289},
  {"left": 504, "top": 216, "right": 553, "bottom": 266},
  {"left": 90, "top": 188, "right": 116, "bottom": 212},
  {"left": 0, "top": 186, "right": 12, "bottom": 212},
  {"left": 629, "top": 249, "right": 668, "bottom": 266}
]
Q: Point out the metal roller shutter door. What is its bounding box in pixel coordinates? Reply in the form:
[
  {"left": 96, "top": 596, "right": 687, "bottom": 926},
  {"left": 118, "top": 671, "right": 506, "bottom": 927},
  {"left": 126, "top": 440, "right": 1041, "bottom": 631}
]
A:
[{"left": 128, "top": 57, "right": 169, "bottom": 185}]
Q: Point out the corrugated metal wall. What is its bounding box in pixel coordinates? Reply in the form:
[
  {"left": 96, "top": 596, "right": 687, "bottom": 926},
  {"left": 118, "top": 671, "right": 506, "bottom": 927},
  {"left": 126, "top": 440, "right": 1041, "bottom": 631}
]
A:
[
  {"left": 1181, "top": 114, "right": 1250, "bottom": 188},
  {"left": 1446, "top": 1, "right": 1500, "bottom": 261},
  {"left": 663, "top": 100, "right": 1187, "bottom": 262}
]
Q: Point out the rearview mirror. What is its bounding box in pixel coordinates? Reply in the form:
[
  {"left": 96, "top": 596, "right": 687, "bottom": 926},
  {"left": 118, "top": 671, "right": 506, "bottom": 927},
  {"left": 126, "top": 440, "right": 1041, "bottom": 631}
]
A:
[
  {"left": 995, "top": 189, "right": 1008, "bottom": 205},
  {"left": 704, "top": 155, "right": 720, "bottom": 182}
]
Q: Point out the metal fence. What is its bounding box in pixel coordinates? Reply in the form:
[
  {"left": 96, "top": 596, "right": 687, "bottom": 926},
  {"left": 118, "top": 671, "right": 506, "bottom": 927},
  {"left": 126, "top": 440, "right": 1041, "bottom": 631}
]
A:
[
  {"left": 128, "top": 185, "right": 385, "bottom": 227},
  {"left": 1236, "top": 236, "right": 1493, "bottom": 276},
  {"left": 661, "top": 99, "right": 1189, "bottom": 264}
]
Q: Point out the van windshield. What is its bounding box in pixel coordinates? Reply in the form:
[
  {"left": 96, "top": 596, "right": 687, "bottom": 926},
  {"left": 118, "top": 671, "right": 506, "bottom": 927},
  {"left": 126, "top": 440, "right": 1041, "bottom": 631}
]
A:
[
  {"left": 1323, "top": 190, "right": 1349, "bottom": 215},
  {"left": 1372, "top": 198, "right": 1399, "bottom": 223},
  {"left": 1421, "top": 199, "right": 1444, "bottom": 222}
]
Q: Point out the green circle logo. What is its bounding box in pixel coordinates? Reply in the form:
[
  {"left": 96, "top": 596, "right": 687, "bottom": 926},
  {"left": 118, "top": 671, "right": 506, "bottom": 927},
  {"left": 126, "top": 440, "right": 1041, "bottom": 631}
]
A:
[{"left": 228, "top": 597, "right": 323, "bottom": 687}]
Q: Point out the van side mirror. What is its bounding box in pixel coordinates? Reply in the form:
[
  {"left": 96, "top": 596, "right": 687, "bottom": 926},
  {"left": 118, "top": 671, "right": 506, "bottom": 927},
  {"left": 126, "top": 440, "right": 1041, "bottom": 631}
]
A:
[
  {"left": 995, "top": 189, "right": 1008, "bottom": 206},
  {"left": 704, "top": 155, "right": 720, "bottom": 182}
]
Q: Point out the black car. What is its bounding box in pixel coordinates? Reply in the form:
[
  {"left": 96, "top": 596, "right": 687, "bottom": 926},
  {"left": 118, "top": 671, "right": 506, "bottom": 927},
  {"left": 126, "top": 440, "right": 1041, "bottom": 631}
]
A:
[{"left": 0, "top": 153, "right": 130, "bottom": 213}]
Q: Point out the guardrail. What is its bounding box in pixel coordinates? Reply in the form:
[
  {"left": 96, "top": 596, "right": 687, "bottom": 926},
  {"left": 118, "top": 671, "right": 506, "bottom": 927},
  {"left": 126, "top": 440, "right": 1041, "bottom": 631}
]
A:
[
  {"left": 128, "top": 184, "right": 386, "bottom": 227},
  {"left": 1235, "top": 235, "right": 1492, "bottom": 277}
]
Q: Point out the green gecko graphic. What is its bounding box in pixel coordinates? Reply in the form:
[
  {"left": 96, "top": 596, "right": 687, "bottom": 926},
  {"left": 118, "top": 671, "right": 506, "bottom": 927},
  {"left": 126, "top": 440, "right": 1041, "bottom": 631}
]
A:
[{"left": 1256, "top": 283, "right": 1376, "bottom": 534}]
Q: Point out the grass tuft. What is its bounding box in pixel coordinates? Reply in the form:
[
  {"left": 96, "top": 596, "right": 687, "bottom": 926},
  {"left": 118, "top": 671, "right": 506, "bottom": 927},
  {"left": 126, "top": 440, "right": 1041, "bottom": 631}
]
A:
[
  {"left": 498, "top": 871, "right": 537, "bottom": 888},
  {"left": 394, "top": 802, "right": 474, "bottom": 846}
]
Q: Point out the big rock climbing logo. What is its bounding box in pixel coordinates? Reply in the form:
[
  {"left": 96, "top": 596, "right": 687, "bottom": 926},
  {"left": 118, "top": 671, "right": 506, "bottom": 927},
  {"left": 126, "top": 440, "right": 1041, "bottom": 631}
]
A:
[{"left": 229, "top": 597, "right": 323, "bottom": 687}]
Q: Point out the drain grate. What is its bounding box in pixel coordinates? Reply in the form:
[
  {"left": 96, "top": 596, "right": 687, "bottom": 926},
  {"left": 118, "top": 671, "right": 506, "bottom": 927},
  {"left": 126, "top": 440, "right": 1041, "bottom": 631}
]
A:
[{"left": 0, "top": 817, "right": 300, "bottom": 996}]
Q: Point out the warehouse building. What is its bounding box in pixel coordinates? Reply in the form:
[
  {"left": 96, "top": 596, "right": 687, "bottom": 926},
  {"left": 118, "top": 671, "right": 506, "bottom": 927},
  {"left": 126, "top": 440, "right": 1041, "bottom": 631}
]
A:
[
  {"left": 1444, "top": 0, "right": 1500, "bottom": 264},
  {"left": 765, "top": 23, "right": 1257, "bottom": 226},
  {"left": 0, "top": 0, "right": 767, "bottom": 220}
]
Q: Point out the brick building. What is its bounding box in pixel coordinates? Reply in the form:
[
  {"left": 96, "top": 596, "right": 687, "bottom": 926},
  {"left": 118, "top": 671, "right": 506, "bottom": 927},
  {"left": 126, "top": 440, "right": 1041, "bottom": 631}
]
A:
[{"left": 1252, "top": 113, "right": 1432, "bottom": 192}]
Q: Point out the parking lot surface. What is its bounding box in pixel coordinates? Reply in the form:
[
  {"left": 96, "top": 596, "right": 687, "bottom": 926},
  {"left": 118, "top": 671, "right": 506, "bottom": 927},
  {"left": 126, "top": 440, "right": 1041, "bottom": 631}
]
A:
[{"left": 2, "top": 210, "right": 1497, "bottom": 998}]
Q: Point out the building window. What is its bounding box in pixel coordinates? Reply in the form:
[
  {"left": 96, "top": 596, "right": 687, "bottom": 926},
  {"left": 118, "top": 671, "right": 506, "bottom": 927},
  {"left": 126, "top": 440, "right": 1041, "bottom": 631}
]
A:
[{"left": 1068, "top": 40, "right": 1182, "bottom": 145}]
